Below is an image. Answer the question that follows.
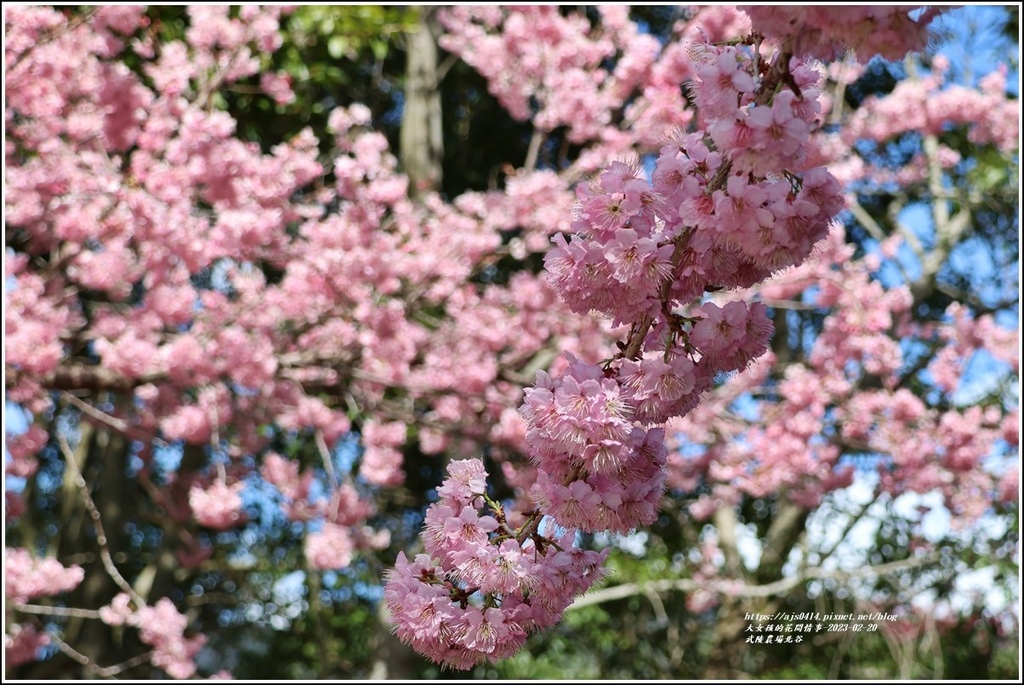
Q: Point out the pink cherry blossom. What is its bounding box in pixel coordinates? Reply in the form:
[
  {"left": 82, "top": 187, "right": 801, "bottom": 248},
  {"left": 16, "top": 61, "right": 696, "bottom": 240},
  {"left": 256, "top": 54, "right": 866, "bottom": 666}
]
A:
[
  {"left": 189, "top": 480, "right": 247, "bottom": 530},
  {"left": 5, "top": 548, "right": 85, "bottom": 603}
]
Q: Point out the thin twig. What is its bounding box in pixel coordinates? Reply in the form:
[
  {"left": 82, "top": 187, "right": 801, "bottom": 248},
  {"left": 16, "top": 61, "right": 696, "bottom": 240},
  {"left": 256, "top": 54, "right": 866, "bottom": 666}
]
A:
[
  {"left": 818, "top": 492, "right": 883, "bottom": 563},
  {"left": 48, "top": 631, "right": 153, "bottom": 679},
  {"left": 60, "top": 391, "right": 169, "bottom": 447},
  {"left": 315, "top": 429, "right": 338, "bottom": 486},
  {"left": 436, "top": 52, "right": 460, "bottom": 82},
  {"left": 12, "top": 603, "right": 103, "bottom": 620},
  {"left": 101, "top": 651, "right": 156, "bottom": 678},
  {"left": 48, "top": 632, "right": 95, "bottom": 670},
  {"left": 568, "top": 553, "right": 939, "bottom": 611},
  {"left": 58, "top": 436, "right": 146, "bottom": 607}
]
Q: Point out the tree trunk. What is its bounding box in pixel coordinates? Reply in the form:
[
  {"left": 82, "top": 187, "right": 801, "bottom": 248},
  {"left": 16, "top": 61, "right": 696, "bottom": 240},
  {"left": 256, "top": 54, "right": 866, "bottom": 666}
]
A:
[
  {"left": 702, "top": 595, "right": 755, "bottom": 679},
  {"left": 400, "top": 6, "right": 444, "bottom": 197},
  {"left": 702, "top": 501, "right": 809, "bottom": 678}
]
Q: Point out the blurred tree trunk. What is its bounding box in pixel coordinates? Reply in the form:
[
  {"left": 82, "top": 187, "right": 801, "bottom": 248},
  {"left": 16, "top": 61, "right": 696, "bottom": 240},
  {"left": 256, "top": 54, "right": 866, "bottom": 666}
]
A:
[
  {"left": 400, "top": 6, "right": 444, "bottom": 197},
  {"left": 701, "top": 502, "right": 808, "bottom": 679}
]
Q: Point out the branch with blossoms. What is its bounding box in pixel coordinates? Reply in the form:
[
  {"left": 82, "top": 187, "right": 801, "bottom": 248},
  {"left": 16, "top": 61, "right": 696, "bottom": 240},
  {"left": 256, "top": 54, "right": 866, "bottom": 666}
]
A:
[
  {"left": 5, "top": 436, "right": 213, "bottom": 679},
  {"left": 5, "top": 4, "right": 961, "bottom": 677},
  {"left": 383, "top": 33, "right": 850, "bottom": 668},
  {"left": 384, "top": 5, "right": 953, "bottom": 669}
]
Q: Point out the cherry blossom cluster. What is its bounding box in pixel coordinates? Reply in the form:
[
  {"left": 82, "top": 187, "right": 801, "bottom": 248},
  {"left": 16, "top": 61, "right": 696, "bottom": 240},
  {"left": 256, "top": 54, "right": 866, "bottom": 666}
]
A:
[
  {"left": 818, "top": 55, "right": 1018, "bottom": 190},
  {"left": 99, "top": 594, "right": 206, "bottom": 680},
  {"left": 525, "top": 40, "right": 842, "bottom": 525},
  {"left": 188, "top": 480, "right": 247, "bottom": 530},
  {"left": 5, "top": 624, "right": 51, "bottom": 669},
  {"left": 741, "top": 6, "right": 945, "bottom": 61},
  {"left": 667, "top": 228, "right": 1019, "bottom": 526},
  {"left": 545, "top": 48, "right": 842, "bottom": 330},
  {"left": 437, "top": 6, "right": 656, "bottom": 143},
  {"left": 840, "top": 55, "right": 1019, "bottom": 173},
  {"left": 436, "top": 6, "right": 755, "bottom": 164},
  {"left": 4, "top": 548, "right": 85, "bottom": 603},
  {"left": 390, "top": 35, "right": 847, "bottom": 668},
  {"left": 3, "top": 549, "right": 85, "bottom": 668},
  {"left": 384, "top": 459, "right": 608, "bottom": 669},
  {"left": 259, "top": 452, "right": 390, "bottom": 571},
  {"left": 521, "top": 355, "right": 670, "bottom": 533}
]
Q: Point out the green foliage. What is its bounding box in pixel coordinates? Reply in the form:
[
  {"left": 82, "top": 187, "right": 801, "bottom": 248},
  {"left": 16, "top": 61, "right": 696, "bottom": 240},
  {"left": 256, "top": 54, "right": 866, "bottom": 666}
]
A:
[
  {"left": 236, "top": 6, "right": 417, "bottom": 153},
  {"left": 284, "top": 5, "right": 417, "bottom": 63}
]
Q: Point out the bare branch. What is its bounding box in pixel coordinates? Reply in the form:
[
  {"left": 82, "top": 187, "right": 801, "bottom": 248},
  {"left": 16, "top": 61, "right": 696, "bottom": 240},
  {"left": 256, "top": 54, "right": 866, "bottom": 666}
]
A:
[
  {"left": 523, "top": 128, "right": 545, "bottom": 173},
  {"left": 818, "top": 492, "right": 883, "bottom": 563},
  {"left": 48, "top": 631, "right": 153, "bottom": 679},
  {"left": 847, "top": 198, "right": 890, "bottom": 244},
  {"left": 757, "top": 500, "right": 808, "bottom": 580},
  {"left": 12, "top": 603, "right": 103, "bottom": 620},
  {"left": 568, "top": 553, "right": 939, "bottom": 611},
  {"left": 436, "top": 52, "right": 459, "bottom": 82},
  {"left": 60, "top": 390, "right": 169, "bottom": 447},
  {"left": 58, "top": 436, "right": 146, "bottom": 607},
  {"left": 315, "top": 429, "right": 338, "bottom": 486},
  {"left": 909, "top": 132, "right": 979, "bottom": 305},
  {"left": 847, "top": 198, "right": 920, "bottom": 288},
  {"left": 759, "top": 298, "right": 820, "bottom": 311},
  {"left": 47, "top": 632, "right": 95, "bottom": 671}
]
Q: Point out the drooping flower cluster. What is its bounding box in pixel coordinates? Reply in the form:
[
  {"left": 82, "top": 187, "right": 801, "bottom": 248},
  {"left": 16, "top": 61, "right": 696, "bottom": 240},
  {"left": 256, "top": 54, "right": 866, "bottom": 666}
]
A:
[
  {"left": 389, "top": 34, "right": 848, "bottom": 669},
  {"left": 546, "top": 49, "right": 842, "bottom": 330},
  {"left": 520, "top": 355, "right": 669, "bottom": 534},
  {"left": 517, "top": 35, "right": 841, "bottom": 614},
  {"left": 384, "top": 459, "right": 607, "bottom": 669}
]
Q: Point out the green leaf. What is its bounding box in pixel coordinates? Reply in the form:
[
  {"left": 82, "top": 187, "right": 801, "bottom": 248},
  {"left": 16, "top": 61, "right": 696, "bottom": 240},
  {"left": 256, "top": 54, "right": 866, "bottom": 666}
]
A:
[
  {"left": 327, "top": 35, "right": 348, "bottom": 60},
  {"left": 369, "top": 38, "right": 388, "bottom": 61}
]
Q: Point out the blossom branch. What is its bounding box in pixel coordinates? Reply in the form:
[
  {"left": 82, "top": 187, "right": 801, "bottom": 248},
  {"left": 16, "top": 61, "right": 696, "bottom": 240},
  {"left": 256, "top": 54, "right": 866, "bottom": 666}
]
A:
[{"left": 7, "top": 7, "right": 98, "bottom": 70}]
